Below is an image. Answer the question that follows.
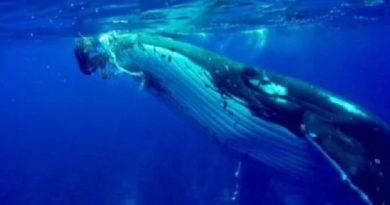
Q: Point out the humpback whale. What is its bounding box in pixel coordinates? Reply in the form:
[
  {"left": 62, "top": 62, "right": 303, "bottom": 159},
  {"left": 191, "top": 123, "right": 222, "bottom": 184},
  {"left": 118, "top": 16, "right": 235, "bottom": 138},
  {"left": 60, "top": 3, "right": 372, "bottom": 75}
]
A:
[{"left": 74, "top": 31, "right": 390, "bottom": 205}]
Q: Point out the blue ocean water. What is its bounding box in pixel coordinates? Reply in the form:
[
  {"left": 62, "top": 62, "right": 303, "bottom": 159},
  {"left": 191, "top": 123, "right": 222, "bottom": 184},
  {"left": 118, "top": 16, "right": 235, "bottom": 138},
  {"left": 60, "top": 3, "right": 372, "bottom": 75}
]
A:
[{"left": 1, "top": 0, "right": 390, "bottom": 205}]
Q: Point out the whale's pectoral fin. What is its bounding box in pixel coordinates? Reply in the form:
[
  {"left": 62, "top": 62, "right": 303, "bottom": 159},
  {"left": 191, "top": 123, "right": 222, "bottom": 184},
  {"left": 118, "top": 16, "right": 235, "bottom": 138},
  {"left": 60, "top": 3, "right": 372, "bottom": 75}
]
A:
[
  {"left": 302, "top": 111, "right": 390, "bottom": 205},
  {"left": 302, "top": 112, "right": 366, "bottom": 176}
]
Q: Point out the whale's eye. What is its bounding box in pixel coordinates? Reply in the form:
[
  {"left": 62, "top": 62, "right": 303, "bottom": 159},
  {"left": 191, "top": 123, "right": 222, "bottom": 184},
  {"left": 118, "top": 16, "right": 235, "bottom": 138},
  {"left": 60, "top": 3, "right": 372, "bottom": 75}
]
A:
[
  {"left": 241, "top": 67, "right": 288, "bottom": 96},
  {"left": 242, "top": 67, "right": 258, "bottom": 78},
  {"left": 241, "top": 67, "right": 268, "bottom": 92}
]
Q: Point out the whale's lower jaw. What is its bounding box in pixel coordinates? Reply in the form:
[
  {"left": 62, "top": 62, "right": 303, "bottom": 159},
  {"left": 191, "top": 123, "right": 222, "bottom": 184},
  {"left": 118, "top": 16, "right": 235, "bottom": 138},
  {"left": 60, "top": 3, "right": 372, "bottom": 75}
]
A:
[{"left": 134, "top": 44, "right": 310, "bottom": 173}]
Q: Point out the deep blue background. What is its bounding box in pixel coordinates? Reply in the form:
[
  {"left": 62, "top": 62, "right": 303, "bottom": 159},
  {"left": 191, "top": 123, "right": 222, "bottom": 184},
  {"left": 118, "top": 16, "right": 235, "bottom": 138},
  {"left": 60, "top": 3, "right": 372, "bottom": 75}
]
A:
[
  {"left": 1, "top": 26, "right": 390, "bottom": 205},
  {"left": 0, "top": 39, "right": 238, "bottom": 205}
]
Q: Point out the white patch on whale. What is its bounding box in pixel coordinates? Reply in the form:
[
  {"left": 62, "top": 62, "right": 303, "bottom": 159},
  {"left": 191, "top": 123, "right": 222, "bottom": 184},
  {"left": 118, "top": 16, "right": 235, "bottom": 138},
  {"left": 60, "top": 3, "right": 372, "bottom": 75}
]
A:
[{"left": 327, "top": 95, "right": 367, "bottom": 117}]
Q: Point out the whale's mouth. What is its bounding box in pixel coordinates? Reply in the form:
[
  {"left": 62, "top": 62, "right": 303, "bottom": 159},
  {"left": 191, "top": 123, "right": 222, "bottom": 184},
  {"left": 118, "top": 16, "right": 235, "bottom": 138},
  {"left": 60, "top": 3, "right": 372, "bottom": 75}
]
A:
[
  {"left": 74, "top": 34, "right": 143, "bottom": 81},
  {"left": 74, "top": 37, "right": 108, "bottom": 76}
]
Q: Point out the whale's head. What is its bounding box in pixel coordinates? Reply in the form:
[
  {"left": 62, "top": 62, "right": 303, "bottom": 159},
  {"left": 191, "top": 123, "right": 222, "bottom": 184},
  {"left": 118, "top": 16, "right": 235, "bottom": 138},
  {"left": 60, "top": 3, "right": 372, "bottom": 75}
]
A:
[{"left": 74, "top": 31, "right": 242, "bottom": 88}]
